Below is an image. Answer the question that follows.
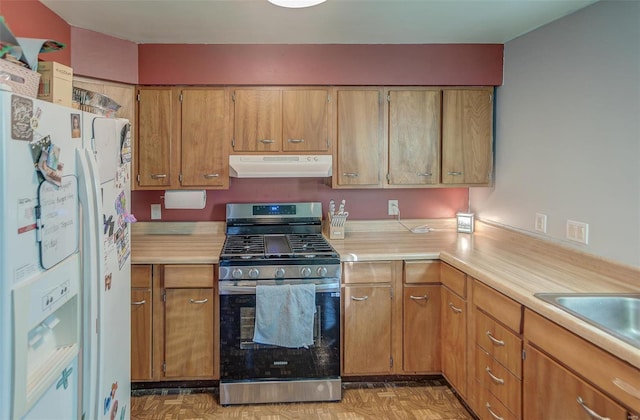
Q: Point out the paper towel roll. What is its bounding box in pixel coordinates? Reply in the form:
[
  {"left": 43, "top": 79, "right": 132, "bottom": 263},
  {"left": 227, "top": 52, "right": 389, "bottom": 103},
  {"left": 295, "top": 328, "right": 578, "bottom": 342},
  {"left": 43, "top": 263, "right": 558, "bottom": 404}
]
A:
[{"left": 164, "top": 190, "right": 207, "bottom": 209}]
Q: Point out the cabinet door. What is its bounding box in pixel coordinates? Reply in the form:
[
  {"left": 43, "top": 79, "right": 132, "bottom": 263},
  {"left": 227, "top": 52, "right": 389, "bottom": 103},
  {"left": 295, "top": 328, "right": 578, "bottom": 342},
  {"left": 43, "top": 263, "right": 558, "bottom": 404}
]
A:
[
  {"left": 343, "top": 285, "right": 392, "bottom": 375},
  {"left": 442, "top": 89, "right": 493, "bottom": 185},
  {"left": 137, "top": 88, "right": 173, "bottom": 187},
  {"left": 523, "top": 344, "right": 628, "bottom": 420},
  {"left": 164, "top": 288, "right": 215, "bottom": 378},
  {"left": 131, "top": 288, "right": 152, "bottom": 381},
  {"left": 388, "top": 89, "right": 441, "bottom": 185},
  {"left": 403, "top": 284, "right": 441, "bottom": 373},
  {"left": 282, "top": 89, "right": 329, "bottom": 152},
  {"left": 233, "top": 89, "right": 281, "bottom": 152},
  {"left": 442, "top": 286, "right": 467, "bottom": 397},
  {"left": 335, "top": 89, "right": 383, "bottom": 187},
  {"left": 181, "top": 89, "right": 228, "bottom": 188}
]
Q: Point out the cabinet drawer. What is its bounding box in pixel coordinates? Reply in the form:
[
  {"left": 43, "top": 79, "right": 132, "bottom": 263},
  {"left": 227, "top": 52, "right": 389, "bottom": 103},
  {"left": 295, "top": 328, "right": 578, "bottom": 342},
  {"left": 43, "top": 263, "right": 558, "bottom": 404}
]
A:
[
  {"left": 404, "top": 260, "right": 440, "bottom": 284},
  {"left": 343, "top": 261, "right": 393, "bottom": 284},
  {"left": 476, "top": 310, "right": 522, "bottom": 378},
  {"left": 525, "top": 309, "right": 640, "bottom": 413},
  {"left": 471, "top": 378, "right": 520, "bottom": 420},
  {"left": 132, "top": 264, "right": 152, "bottom": 288},
  {"left": 474, "top": 281, "right": 522, "bottom": 333},
  {"left": 475, "top": 346, "right": 521, "bottom": 417},
  {"left": 441, "top": 263, "right": 466, "bottom": 298},
  {"left": 164, "top": 264, "right": 214, "bottom": 288}
]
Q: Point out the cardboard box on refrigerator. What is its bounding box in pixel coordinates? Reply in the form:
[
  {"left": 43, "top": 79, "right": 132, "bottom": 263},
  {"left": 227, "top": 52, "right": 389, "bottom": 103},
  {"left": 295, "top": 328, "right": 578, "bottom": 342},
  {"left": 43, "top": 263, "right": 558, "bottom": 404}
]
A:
[{"left": 37, "top": 61, "right": 73, "bottom": 107}]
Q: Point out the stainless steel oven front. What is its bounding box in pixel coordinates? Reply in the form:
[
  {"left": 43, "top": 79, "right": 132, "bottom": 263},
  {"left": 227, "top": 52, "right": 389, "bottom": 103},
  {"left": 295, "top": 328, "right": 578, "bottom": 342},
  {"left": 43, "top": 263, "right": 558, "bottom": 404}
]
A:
[{"left": 218, "top": 278, "right": 341, "bottom": 405}]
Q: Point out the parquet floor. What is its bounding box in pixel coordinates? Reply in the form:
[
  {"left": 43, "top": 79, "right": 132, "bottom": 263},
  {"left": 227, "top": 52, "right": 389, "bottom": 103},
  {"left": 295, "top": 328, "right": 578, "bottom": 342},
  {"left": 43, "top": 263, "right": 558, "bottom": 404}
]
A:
[{"left": 130, "top": 380, "right": 474, "bottom": 419}]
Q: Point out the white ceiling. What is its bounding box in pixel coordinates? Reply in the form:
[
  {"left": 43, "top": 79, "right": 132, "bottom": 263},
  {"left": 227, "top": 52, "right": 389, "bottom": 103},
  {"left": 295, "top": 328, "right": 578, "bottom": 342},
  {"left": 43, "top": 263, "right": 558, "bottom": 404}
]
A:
[{"left": 40, "top": 0, "right": 599, "bottom": 45}]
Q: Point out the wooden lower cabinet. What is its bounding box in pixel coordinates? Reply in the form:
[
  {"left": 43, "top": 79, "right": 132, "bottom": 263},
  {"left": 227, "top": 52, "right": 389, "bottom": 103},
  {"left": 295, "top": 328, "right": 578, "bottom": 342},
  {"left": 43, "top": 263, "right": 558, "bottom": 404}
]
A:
[
  {"left": 403, "top": 284, "right": 440, "bottom": 373},
  {"left": 441, "top": 285, "right": 467, "bottom": 397},
  {"left": 343, "top": 285, "right": 393, "bottom": 375},
  {"left": 523, "top": 343, "right": 628, "bottom": 419},
  {"left": 131, "top": 265, "right": 153, "bottom": 381},
  {"left": 131, "top": 263, "right": 218, "bottom": 381},
  {"left": 164, "top": 287, "right": 215, "bottom": 378}
]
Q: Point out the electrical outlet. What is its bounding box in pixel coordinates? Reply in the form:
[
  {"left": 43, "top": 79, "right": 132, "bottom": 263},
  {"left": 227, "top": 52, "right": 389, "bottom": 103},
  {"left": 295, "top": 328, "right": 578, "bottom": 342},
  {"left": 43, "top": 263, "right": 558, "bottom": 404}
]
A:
[
  {"left": 151, "top": 204, "right": 162, "bottom": 220},
  {"left": 535, "top": 213, "right": 547, "bottom": 233},
  {"left": 388, "top": 200, "right": 399, "bottom": 216},
  {"left": 566, "top": 220, "right": 588, "bottom": 244}
]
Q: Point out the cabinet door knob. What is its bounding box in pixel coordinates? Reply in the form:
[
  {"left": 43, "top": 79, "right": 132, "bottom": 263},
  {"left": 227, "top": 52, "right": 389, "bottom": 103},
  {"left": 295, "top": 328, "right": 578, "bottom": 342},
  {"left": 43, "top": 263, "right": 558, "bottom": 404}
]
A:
[
  {"left": 486, "top": 331, "right": 505, "bottom": 346},
  {"left": 189, "top": 298, "right": 209, "bottom": 304},
  {"left": 288, "top": 138, "right": 305, "bottom": 143},
  {"left": 131, "top": 300, "right": 146, "bottom": 305},
  {"left": 448, "top": 302, "right": 463, "bottom": 313},
  {"left": 259, "top": 139, "right": 275, "bottom": 144},
  {"left": 351, "top": 296, "right": 368, "bottom": 301},
  {"left": 409, "top": 295, "right": 429, "bottom": 301},
  {"left": 203, "top": 173, "right": 220, "bottom": 178},
  {"left": 150, "top": 173, "right": 167, "bottom": 179},
  {"left": 576, "top": 396, "right": 609, "bottom": 420}
]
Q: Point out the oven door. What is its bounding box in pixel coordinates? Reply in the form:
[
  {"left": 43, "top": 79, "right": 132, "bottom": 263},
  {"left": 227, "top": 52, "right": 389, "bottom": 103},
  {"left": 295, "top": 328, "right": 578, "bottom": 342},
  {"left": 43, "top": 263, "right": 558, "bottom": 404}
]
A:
[{"left": 219, "top": 279, "right": 340, "bottom": 382}]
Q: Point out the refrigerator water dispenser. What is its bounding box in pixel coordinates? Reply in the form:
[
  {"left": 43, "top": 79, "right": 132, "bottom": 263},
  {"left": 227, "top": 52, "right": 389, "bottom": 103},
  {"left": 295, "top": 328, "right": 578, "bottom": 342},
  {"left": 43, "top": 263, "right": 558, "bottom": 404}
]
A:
[{"left": 12, "top": 254, "right": 80, "bottom": 419}]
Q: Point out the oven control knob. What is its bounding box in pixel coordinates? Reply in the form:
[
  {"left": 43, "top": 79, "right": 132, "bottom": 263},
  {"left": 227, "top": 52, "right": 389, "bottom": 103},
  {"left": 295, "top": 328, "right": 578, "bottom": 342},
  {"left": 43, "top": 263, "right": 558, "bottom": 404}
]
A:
[
  {"left": 249, "top": 268, "right": 260, "bottom": 279},
  {"left": 300, "top": 267, "right": 312, "bottom": 277},
  {"left": 316, "top": 266, "right": 328, "bottom": 277},
  {"left": 232, "top": 268, "right": 243, "bottom": 279},
  {"left": 275, "top": 268, "right": 286, "bottom": 278}
]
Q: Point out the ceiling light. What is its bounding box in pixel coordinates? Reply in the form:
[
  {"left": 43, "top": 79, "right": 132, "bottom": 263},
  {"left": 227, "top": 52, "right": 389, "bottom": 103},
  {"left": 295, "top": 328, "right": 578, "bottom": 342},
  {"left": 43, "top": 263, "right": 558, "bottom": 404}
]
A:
[{"left": 268, "top": 0, "right": 326, "bottom": 8}]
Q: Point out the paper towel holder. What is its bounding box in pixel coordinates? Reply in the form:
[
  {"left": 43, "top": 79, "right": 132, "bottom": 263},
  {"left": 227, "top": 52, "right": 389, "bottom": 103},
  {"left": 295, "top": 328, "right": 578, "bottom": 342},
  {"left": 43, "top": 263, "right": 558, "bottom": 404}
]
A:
[{"left": 162, "top": 190, "right": 207, "bottom": 209}]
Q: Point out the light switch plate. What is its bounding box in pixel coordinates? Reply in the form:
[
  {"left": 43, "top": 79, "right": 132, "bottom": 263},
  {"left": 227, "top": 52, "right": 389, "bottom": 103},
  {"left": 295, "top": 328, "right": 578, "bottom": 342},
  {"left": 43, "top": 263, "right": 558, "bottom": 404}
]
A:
[
  {"left": 566, "top": 220, "right": 588, "bottom": 244},
  {"left": 535, "top": 213, "right": 547, "bottom": 233}
]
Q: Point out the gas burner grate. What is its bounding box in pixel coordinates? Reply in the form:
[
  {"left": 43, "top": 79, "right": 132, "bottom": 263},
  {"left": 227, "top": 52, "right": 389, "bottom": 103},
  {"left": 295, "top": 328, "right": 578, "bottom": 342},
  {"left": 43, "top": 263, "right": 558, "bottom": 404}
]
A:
[
  {"left": 221, "top": 235, "right": 265, "bottom": 257},
  {"left": 287, "top": 234, "right": 334, "bottom": 254}
]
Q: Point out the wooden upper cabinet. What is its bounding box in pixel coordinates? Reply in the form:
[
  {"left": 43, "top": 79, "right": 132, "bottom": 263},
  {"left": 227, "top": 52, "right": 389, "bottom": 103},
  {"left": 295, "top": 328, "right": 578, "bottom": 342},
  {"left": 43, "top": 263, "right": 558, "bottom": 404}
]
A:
[
  {"left": 137, "top": 88, "right": 174, "bottom": 187},
  {"left": 387, "top": 89, "right": 441, "bottom": 186},
  {"left": 335, "top": 88, "right": 383, "bottom": 187},
  {"left": 282, "top": 89, "right": 330, "bottom": 152},
  {"left": 232, "top": 89, "right": 282, "bottom": 152},
  {"left": 442, "top": 88, "right": 493, "bottom": 185},
  {"left": 180, "top": 89, "right": 229, "bottom": 188}
]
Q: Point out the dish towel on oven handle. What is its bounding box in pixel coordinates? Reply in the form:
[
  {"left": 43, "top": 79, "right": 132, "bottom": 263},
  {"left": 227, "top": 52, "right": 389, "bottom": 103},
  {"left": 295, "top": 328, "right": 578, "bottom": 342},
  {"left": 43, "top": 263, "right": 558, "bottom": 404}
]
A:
[{"left": 253, "top": 283, "right": 317, "bottom": 348}]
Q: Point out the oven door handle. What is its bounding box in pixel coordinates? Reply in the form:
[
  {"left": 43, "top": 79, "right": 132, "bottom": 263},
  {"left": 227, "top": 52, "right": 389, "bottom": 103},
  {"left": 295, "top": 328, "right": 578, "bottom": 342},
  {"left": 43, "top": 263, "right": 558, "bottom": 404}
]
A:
[{"left": 219, "top": 282, "right": 340, "bottom": 295}]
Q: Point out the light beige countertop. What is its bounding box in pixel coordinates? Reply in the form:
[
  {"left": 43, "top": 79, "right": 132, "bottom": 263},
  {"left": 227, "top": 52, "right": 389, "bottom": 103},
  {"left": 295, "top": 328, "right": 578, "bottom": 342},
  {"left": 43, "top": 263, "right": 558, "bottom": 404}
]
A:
[{"left": 131, "top": 218, "right": 640, "bottom": 370}]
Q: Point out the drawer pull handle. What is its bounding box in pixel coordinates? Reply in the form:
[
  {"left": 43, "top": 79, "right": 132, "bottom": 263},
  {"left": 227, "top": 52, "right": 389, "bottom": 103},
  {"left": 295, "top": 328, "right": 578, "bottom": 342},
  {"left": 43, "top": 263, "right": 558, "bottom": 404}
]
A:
[
  {"left": 486, "top": 331, "right": 505, "bottom": 346},
  {"left": 288, "top": 138, "right": 305, "bottom": 143},
  {"left": 612, "top": 377, "right": 640, "bottom": 400},
  {"left": 418, "top": 173, "right": 433, "bottom": 177},
  {"left": 410, "top": 295, "right": 429, "bottom": 301},
  {"left": 447, "top": 171, "right": 463, "bottom": 176},
  {"left": 342, "top": 173, "right": 359, "bottom": 177},
  {"left": 351, "top": 296, "right": 368, "bottom": 301},
  {"left": 259, "top": 139, "right": 275, "bottom": 144},
  {"left": 131, "top": 300, "right": 146, "bottom": 305},
  {"left": 150, "top": 173, "right": 167, "bottom": 179},
  {"left": 485, "top": 367, "right": 505, "bottom": 385},
  {"left": 576, "top": 396, "right": 610, "bottom": 420},
  {"left": 203, "top": 173, "right": 220, "bottom": 178},
  {"left": 189, "top": 298, "right": 209, "bottom": 304},
  {"left": 448, "top": 302, "right": 463, "bottom": 313},
  {"left": 485, "top": 403, "right": 504, "bottom": 420}
]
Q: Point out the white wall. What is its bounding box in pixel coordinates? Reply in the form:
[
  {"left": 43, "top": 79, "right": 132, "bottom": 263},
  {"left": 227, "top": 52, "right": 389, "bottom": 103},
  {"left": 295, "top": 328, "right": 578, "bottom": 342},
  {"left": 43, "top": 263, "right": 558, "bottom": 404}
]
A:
[{"left": 470, "top": 0, "right": 640, "bottom": 267}]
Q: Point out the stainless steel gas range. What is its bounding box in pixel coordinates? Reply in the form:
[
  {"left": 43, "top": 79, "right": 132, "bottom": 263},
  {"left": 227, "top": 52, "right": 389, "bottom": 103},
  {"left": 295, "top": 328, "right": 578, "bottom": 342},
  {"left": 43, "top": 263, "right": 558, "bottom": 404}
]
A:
[{"left": 218, "top": 202, "right": 341, "bottom": 405}]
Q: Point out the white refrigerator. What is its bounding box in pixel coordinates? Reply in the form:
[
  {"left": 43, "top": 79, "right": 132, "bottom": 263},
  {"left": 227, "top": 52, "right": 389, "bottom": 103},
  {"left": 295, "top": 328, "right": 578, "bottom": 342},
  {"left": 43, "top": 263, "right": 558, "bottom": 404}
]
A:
[{"left": 0, "top": 91, "right": 131, "bottom": 420}]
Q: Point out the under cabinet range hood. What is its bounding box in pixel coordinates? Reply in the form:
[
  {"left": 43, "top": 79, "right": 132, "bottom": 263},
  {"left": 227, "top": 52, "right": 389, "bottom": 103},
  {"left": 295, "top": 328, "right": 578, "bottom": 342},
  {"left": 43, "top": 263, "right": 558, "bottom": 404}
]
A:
[{"left": 229, "top": 155, "right": 332, "bottom": 178}]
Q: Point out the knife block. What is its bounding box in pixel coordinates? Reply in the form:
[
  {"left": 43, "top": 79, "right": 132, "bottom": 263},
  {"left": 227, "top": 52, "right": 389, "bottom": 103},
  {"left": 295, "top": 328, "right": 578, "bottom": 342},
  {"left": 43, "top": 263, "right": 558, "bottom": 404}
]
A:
[{"left": 324, "top": 214, "right": 345, "bottom": 240}]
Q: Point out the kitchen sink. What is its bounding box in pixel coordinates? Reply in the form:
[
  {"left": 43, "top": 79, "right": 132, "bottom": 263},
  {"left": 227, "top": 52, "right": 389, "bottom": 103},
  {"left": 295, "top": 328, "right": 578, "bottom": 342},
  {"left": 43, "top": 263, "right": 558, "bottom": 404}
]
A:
[{"left": 535, "top": 293, "right": 640, "bottom": 349}]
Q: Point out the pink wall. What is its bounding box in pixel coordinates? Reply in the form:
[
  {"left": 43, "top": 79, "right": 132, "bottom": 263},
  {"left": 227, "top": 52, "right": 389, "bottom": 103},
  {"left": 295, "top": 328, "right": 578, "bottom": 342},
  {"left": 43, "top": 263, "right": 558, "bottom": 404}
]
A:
[
  {"left": 138, "top": 44, "right": 503, "bottom": 85},
  {"left": 70, "top": 27, "right": 138, "bottom": 84},
  {"left": 131, "top": 179, "right": 469, "bottom": 222},
  {"left": 0, "top": 0, "right": 71, "bottom": 66}
]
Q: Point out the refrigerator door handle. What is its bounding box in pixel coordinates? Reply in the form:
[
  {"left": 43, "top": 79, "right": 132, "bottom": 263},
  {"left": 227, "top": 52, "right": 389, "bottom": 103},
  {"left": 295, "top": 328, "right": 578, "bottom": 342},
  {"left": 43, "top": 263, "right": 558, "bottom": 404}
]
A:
[{"left": 76, "top": 147, "right": 104, "bottom": 420}]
